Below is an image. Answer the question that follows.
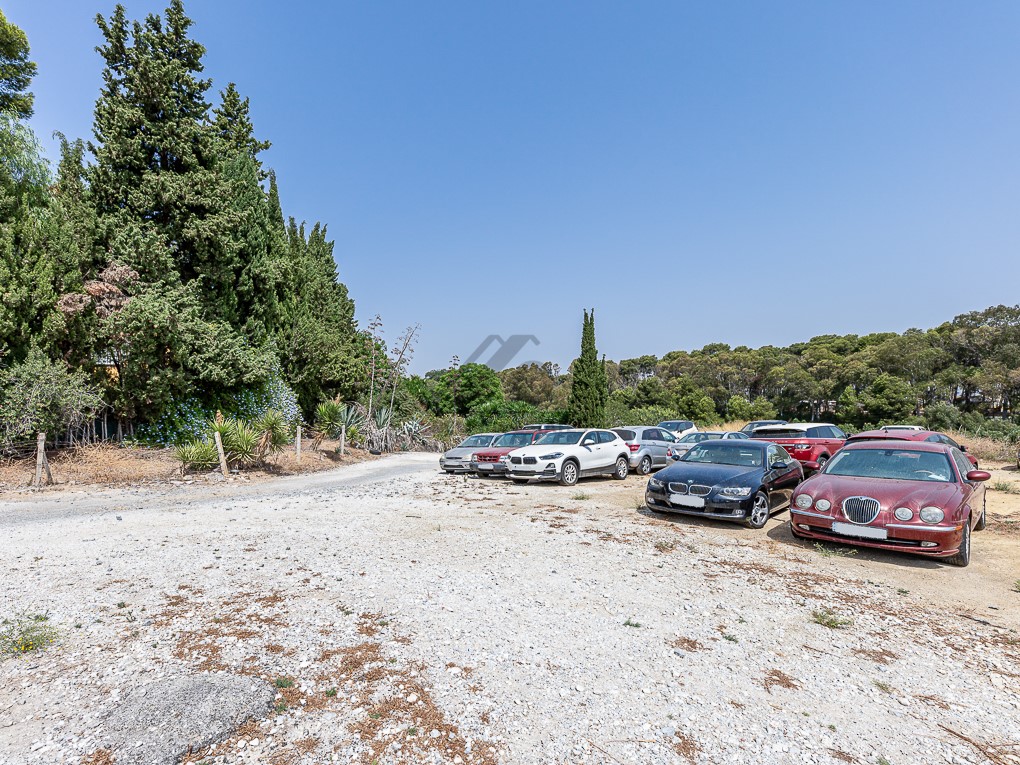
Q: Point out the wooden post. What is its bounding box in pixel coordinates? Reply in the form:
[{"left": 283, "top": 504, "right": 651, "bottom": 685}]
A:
[
  {"left": 34, "top": 432, "right": 46, "bottom": 487},
  {"left": 340, "top": 422, "right": 346, "bottom": 457},
  {"left": 295, "top": 425, "right": 302, "bottom": 463},
  {"left": 213, "top": 431, "right": 230, "bottom": 479}
]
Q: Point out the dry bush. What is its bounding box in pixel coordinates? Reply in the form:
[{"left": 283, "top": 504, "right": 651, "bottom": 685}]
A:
[{"left": 945, "top": 430, "right": 1015, "bottom": 462}]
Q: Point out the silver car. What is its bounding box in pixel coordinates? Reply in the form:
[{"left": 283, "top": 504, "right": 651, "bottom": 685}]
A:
[
  {"left": 612, "top": 426, "right": 681, "bottom": 475},
  {"left": 668, "top": 431, "right": 749, "bottom": 460},
  {"left": 440, "top": 433, "right": 500, "bottom": 473}
]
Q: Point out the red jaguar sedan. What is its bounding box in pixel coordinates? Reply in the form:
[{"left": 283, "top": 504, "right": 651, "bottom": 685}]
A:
[
  {"left": 844, "top": 427, "right": 979, "bottom": 468},
  {"left": 789, "top": 440, "right": 989, "bottom": 566}
]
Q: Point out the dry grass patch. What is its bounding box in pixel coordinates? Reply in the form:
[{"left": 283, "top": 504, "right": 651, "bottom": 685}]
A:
[
  {"left": 859, "top": 648, "right": 898, "bottom": 665},
  {"left": 80, "top": 750, "right": 115, "bottom": 765},
  {"left": 668, "top": 636, "right": 705, "bottom": 652},
  {"left": 673, "top": 732, "right": 700, "bottom": 763},
  {"left": 763, "top": 669, "right": 800, "bottom": 694}
]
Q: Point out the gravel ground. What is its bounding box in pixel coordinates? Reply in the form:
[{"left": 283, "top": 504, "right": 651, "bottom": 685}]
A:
[{"left": 1, "top": 453, "right": 1018, "bottom": 765}]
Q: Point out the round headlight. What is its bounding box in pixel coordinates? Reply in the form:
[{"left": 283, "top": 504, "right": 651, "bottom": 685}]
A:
[
  {"left": 794, "top": 494, "right": 813, "bottom": 509},
  {"left": 919, "top": 506, "right": 945, "bottom": 524},
  {"left": 894, "top": 507, "right": 913, "bottom": 521},
  {"left": 815, "top": 499, "right": 831, "bottom": 512}
]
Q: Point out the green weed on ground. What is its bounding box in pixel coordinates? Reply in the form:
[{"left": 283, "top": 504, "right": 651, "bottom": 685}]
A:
[{"left": 0, "top": 613, "right": 58, "bottom": 656}]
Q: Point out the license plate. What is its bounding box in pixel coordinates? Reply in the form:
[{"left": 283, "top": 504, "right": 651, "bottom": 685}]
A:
[
  {"left": 670, "top": 494, "right": 705, "bottom": 508},
  {"left": 831, "top": 521, "right": 887, "bottom": 540}
]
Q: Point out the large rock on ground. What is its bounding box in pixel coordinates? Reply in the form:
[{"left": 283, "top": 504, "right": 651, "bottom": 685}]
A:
[{"left": 99, "top": 674, "right": 273, "bottom": 765}]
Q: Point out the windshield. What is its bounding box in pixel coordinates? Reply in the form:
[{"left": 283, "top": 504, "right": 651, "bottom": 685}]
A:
[
  {"left": 679, "top": 432, "right": 715, "bottom": 444},
  {"left": 824, "top": 448, "right": 956, "bottom": 482},
  {"left": 682, "top": 443, "right": 764, "bottom": 467},
  {"left": 493, "top": 432, "right": 534, "bottom": 448},
  {"left": 459, "top": 434, "right": 494, "bottom": 448},
  {"left": 535, "top": 430, "right": 584, "bottom": 445},
  {"left": 660, "top": 421, "right": 693, "bottom": 431}
]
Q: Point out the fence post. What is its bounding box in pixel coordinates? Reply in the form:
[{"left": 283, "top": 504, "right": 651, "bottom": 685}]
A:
[
  {"left": 213, "top": 431, "right": 230, "bottom": 479},
  {"left": 34, "top": 432, "right": 47, "bottom": 487},
  {"left": 295, "top": 425, "right": 302, "bottom": 463},
  {"left": 340, "top": 422, "right": 346, "bottom": 457}
]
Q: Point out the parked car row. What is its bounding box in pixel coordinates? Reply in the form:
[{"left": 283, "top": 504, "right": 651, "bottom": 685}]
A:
[
  {"left": 644, "top": 423, "right": 989, "bottom": 567},
  {"left": 440, "top": 419, "right": 988, "bottom": 567}
]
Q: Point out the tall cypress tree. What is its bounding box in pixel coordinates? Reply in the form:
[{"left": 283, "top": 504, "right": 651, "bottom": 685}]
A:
[{"left": 567, "top": 309, "right": 608, "bottom": 427}]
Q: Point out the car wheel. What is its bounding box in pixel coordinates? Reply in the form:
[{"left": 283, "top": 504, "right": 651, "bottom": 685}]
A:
[
  {"left": 974, "top": 496, "right": 987, "bottom": 532},
  {"left": 559, "top": 460, "right": 579, "bottom": 486},
  {"left": 613, "top": 456, "right": 629, "bottom": 480},
  {"left": 638, "top": 455, "right": 652, "bottom": 475},
  {"left": 746, "top": 491, "right": 771, "bottom": 529},
  {"left": 947, "top": 522, "right": 971, "bottom": 567}
]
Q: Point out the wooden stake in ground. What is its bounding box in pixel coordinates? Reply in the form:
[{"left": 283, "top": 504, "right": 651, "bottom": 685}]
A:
[
  {"left": 33, "top": 432, "right": 52, "bottom": 487},
  {"left": 340, "top": 422, "right": 346, "bottom": 456},
  {"left": 213, "top": 430, "right": 230, "bottom": 479},
  {"left": 295, "top": 425, "right": 302, "bottom": 463}
]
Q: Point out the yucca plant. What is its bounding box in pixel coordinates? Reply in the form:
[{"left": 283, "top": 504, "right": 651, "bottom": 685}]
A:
[
  {"left": 173, "top": 439, "right": 219, "bottom": 471},
  {"left": 373, "top": 405, "right": 392, "bottom": 431},
  {"left": 255, "top": 409, "right": 290, "bottom": 460},
  {"left": 221, "top": 419, "right": 260, "bottom": 467}
]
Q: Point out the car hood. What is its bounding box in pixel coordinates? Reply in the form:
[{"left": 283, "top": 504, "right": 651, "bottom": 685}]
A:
[
  {"left": 654, "top": 461, "right": 762, "bottom": 486},
  {"left": 799, "top": 474, "right": 963, "bottom": 509},
  {"left": 473, "top": 447, "right": 517, "bottom": 457},
  {"left": 443, "top": 446, "right": 477, "bottom": 459}
]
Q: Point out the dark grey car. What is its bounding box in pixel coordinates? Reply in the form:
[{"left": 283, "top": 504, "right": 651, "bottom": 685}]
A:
[{"left": 612, "top": 426, "right": 680, "bottom": 475}]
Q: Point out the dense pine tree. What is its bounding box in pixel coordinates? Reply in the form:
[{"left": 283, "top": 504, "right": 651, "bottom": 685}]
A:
[{"left": 566, "top": 310, "right": 608, "bottom": 427}]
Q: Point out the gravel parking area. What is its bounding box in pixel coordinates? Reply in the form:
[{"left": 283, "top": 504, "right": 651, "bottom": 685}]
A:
[{"left": 1, "top": 454, "right": 1018, "bottom": 765}]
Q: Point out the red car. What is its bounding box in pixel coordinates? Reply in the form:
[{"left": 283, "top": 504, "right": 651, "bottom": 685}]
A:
[
  {"left": 844, "top": 427, "right": 979, "bottom": 468},
  {"left": 469, "top": 430, "right": 545, "bottom": 477},
  {"left": 789, "top": 440, "right": 990, "bottom": 566},
  {"left": 752, "top": 423, "right": 846, "bottom": 470}
]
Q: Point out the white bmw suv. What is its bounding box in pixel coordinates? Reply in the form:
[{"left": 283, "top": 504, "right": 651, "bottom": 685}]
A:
[{"left": 505, "top": 428, "right": 631, "bottom": 486}]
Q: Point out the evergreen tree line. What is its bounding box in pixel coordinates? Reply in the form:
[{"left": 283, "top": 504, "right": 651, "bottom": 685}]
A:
[
  {"left": 407, "top": 306, "right": 1020, "bottom": 442},
  {"left": 0, "top": 3, "right": 371, "bottom": 446}
]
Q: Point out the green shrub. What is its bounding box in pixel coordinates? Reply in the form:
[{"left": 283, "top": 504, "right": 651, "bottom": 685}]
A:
[
  {"left": 0, "top": 613, "right": 58, "bottom": 656},
  {"left": 173, "top": 439, "right": 218, "bottom": 471}
]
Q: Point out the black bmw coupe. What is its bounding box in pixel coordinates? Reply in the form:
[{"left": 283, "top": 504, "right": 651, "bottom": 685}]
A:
[{"left": 644, "top": 440, "right": 805, "bottom": 528}]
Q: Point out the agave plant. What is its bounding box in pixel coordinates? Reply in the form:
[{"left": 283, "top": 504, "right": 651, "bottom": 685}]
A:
[{"left": 373, "top": 405, "right": 392, "bottom": 431}]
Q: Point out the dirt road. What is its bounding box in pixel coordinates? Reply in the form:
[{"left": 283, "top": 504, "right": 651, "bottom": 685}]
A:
[{"left": 1, "top": 455, "right": 1017, "bottom": 765}]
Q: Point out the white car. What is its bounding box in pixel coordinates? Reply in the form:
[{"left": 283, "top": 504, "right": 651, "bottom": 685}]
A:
[
  {"left": 657, "top": 419, "right": 699, "bottom": 439},
  {"left": 505, "top": 429, "right": 631, "bottom": 486}
]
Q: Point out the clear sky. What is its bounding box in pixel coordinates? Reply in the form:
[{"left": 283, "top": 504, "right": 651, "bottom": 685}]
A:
[{"left": 8, "top": 1, "right": 1020, "bottom": 373}]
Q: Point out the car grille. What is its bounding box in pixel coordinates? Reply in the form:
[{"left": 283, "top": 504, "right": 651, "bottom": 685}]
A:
[
  {"left": 478, "top": 454, "right": 499, "bottom": 463},
  {"left": 842, "top": 496, "right": 880, "bottom": 525},
  {"left": 667, "top": 482, "right": 713, "bottom": 496},
  {"left": 523, "top": 457, "right": 537, "bottom": 465},
  {"left": 510, "top": 457, "right": 522, "bottom": 465}
]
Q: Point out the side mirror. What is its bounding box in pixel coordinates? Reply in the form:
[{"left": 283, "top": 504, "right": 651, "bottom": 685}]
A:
[
  {"left": 966, "top": 470, "right": 990, "bottom": 482},
  {"left": 803, "top": 461, "right": 821, "bottom": 472},
  {"left": 582, "top": 438, "right": 595, "bottom": 447},
  {"left": 770, "top": 461, "right": 788, "bottom": 471},
  {"left": 960, "top": 445, "right": 968, "bottom": 453}
]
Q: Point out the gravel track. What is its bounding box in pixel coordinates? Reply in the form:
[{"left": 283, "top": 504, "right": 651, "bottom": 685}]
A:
[{"left": 1, "top": 454, "right": 1018, "bottom": 765}]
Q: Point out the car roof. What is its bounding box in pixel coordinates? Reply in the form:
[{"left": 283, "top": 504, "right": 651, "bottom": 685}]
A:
[
  {"left": 847, "top": 428, "right": 936, "bottom": 441},
  {"left": 754, "top": 423, "right": 836, "bottom": 433},
  {"left": 842, "top": 439, "right": 949, "bottom": 453}
]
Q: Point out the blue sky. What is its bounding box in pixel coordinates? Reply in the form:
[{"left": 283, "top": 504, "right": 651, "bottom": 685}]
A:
[{"left": 8, "top": 1, "right": 1020, "bottom": 372}]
